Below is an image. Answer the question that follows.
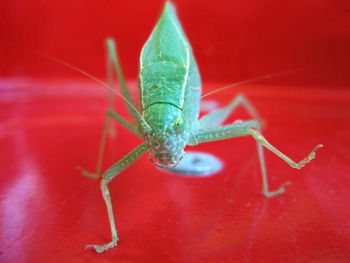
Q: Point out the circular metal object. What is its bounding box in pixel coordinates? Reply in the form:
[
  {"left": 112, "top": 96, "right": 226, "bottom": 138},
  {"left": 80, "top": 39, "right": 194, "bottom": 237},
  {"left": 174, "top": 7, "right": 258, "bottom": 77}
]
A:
[{"left": 162, "top": 151, "right": 223, "bottom": 177}]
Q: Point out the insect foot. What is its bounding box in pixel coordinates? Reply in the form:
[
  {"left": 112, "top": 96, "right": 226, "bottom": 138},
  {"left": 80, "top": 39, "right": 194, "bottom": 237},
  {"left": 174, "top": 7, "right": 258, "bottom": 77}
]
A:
[
  {"left": 263, "top": 181, "right": 292, "bottom": 198},
  {"left": 85, "top": 240, "right": 118, "bottom": 253},
  {"left": 294, "top": 144, "right": 324, "bottom": 169}
]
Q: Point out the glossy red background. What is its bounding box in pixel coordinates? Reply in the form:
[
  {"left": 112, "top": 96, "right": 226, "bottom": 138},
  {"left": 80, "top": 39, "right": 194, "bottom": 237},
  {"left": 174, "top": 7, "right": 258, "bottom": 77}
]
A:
[
  {"left": 1, "top": 0, "right": 350, "bottom": 262},
  {"left": 1, "top": 0, "right": 349, "bottom": 83}
]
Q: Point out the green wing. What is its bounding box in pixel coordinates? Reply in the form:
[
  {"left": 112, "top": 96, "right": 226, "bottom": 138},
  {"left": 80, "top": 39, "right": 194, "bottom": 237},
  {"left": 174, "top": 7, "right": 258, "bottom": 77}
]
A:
[
  {"left": 140, "top": 2, "right": 190, "bottom": 66},
  {"left": 139, "top": 2, "right": 191, "bottom": 110}
]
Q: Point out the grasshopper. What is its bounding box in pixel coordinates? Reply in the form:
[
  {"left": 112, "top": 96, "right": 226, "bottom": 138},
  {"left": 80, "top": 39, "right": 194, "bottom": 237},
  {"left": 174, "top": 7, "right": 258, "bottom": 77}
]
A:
[{"left": 82, "top": 2, "right": 323, "bottom": 253}]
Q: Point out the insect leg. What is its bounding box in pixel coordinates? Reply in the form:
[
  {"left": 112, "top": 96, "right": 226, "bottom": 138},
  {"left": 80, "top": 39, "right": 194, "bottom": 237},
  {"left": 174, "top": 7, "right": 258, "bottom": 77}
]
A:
[
  {"left": 199, "top": 94, "right": 264, "bottom": 129},
  {"left": 106, "top": 39, "right": 116, "bottom": 137},
  {"left": 190, "top": 121, "right": 322, "bottom": 197},
  {"left": 80, "top": 109, "right": 142, "bottom": 179},
  {"left": 85, "top": 143, "right": 148, "bottom": 253},
  {"left": 106, "top": 38, "right": 140, "bottom": 124}
]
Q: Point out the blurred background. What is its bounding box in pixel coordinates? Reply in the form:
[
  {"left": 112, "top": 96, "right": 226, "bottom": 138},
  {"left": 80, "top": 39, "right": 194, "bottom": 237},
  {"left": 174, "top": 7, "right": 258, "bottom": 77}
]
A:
[{"left": 1, "top": 0, "right": 349, "bottom": 85}]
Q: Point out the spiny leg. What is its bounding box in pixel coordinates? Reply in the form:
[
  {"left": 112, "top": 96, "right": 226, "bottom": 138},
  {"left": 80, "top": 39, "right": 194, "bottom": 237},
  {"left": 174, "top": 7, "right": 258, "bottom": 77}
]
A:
[
  {"left": 189, "top": 121, "right": 322, "bottom": 197},
  {"left": 199, "top": 94, "right": 264, "bottom": 129},
  {"left": 248, "top": 128, "right": 323, "bottom": 170},
  {"left": 256, "top": 141, "right": 291, "bottom": 197},
  {"left": 106, "top": 38, "right": 140, "bottom": 124},
  {"left": 85, "top": 143, "right": 148, "bottom": 253},
  {"left": 106, "top": 42, "right": 116, "bottom": 137},
  {"left": 249, "top": 128, "right": 323, "bottom": 197},
  {"left": 79, "top": 109, "right": 142, "bottom": 179},
  {"left": 85, "top": 179, "right": 118, "bottom": 253},
  {"left": 174, "top": 94, "right": 262, "bottom": 176},
  {"left": 81, "top": 39, "right": 142, "bottom": 179}
]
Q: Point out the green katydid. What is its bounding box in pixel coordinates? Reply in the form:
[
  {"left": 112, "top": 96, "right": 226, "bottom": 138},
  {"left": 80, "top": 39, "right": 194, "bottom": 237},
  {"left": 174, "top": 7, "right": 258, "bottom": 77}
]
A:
[{"left": 80, "top": 2, "right": 323, "bottom": 253}]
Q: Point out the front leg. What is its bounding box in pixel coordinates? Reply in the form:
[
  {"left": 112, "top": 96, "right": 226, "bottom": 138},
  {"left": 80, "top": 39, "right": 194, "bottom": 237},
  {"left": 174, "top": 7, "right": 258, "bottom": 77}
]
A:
[
  {"left": 189, "top": 121, "right": 322, "bottom": 197},
  {"left": 85, "top": 143, "right": 148, "bottom": 253},
  {"left": 79, "top": 109, "right": 142, "bottom": 180}
]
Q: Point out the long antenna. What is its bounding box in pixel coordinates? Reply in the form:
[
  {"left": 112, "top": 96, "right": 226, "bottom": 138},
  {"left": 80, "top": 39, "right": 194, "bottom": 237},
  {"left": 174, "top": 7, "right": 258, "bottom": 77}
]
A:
[
  {"left": 14, "top": 45, "right": 147, "bottom": 124},
  {"left": 201, "top": 69, "right": 302, "bottom": 99}
]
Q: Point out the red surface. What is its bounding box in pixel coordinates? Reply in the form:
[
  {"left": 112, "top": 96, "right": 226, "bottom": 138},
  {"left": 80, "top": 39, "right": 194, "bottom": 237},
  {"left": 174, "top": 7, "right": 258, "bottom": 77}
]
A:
[
  {"left": 1, "top": 0, "right": 350, "bottom": 262},
  {"left": 1, "top": 0, "right": 349, "bottom": 83},
  {"left": 1, "top": 78, "right": 350, "bottom": 262}
]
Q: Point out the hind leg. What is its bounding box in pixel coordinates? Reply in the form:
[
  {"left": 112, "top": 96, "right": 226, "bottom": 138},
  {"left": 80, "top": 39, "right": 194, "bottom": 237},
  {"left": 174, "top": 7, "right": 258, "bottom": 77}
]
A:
[
  {"left": 106, "top": 38, "right": 139, "bottom": 124},
  {"left": 199, "top": 94, "right": 264, "bottom": 129}
]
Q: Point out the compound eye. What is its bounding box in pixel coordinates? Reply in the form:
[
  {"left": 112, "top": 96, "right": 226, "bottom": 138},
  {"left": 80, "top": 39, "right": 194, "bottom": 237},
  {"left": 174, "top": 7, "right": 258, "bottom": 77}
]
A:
[{"left": 174, "top": 117, "right": 185, "bottom": 134}]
